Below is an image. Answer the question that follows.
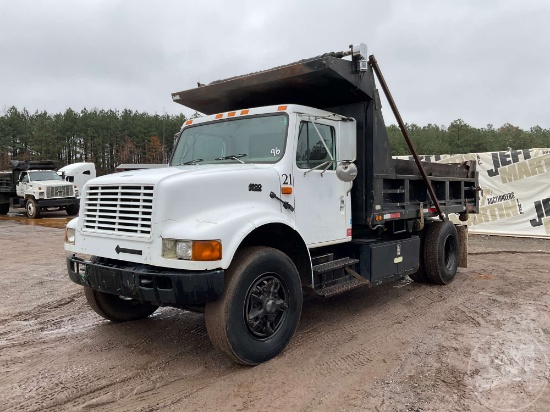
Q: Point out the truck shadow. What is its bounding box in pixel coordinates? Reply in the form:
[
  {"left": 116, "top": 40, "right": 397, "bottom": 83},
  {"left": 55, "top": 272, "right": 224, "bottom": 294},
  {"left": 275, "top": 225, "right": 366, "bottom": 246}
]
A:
[{"left": 82, "top": 277, "right": 436, "bottom": 369}]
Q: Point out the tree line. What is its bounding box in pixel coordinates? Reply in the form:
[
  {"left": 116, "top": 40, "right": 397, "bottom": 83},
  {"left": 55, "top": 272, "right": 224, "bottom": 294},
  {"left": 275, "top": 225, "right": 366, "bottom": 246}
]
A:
[
  {"left": 388, "top": 120, "right": 550, "bottom": 156},
  {"left": 0, "top": 107, "right": 186, "bottom": 175},
  {"left": 1, "top": 107, "right": 550, "bottom": 175}
]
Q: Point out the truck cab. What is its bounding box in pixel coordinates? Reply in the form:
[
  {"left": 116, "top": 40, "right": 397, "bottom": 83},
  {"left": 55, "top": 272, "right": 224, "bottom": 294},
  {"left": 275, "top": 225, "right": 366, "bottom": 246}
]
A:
[
  {"left": 57, "top": 162, "right": 96, "bottom": 197},
  {"left": 65, "top": 43, "right": 478, "bottom": 365},
  {"left": 171, "top": 104, "right": 356, "bottom": 247}
]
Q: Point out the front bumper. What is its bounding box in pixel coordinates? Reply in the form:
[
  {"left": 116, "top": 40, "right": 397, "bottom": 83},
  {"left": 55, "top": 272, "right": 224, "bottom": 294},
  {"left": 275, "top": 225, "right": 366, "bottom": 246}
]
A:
[
  {"left": 37, "top": 198, "right": 79, "bottom": 208},
  {"left": 67, "top": 255, "right": 224, "bottom": 305}
]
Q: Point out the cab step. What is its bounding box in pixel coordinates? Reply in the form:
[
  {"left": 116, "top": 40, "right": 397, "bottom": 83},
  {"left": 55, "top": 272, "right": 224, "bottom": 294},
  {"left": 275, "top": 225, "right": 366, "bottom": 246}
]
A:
[
  {"left": 312, "top": 257, "right": 359, "bottom": 274},
  {"left": 315, "top": 276, "right": 369, "bottom": 297},
  {"left": 312, "top": 257, "right": 369, "bottom": 297}
]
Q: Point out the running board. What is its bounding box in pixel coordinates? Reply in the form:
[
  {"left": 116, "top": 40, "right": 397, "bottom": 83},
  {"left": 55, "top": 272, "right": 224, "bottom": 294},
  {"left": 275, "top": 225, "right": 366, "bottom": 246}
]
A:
[
  {"left": 312, "top": 257, "right": 359, "bottom": 274},
  {"left": 315, "top": 276, "right": 369, "bottom": 297}
]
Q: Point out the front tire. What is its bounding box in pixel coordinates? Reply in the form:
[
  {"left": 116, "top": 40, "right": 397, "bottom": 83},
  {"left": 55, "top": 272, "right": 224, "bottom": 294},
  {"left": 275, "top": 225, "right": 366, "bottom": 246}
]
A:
[
  {"left": 66, "top": 204, "right": 80, "bottom": 216},
  {"left": 26, "top": 198, "right": 40, "bottom": 219},
  {"left": 84, "top": 287, "right": 158, "bottom": 322},
  {"left": 205, "top": 246, "right": 303, "bottom": 365}
]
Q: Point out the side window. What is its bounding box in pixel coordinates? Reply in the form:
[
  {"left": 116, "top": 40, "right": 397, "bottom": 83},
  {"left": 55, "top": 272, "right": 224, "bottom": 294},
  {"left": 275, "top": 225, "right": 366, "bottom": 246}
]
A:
[
  {"left": 67, "top": 176, "right": 75, "bottom": 182},
  {"left": 20, "top": 173, "right": 29, "bottom": 183},
  {"left": 83, "top": 170, "right": 91, "bottom": 175},
  {"left": 296, "top": 121, "right": 336, "bottom": 170}
]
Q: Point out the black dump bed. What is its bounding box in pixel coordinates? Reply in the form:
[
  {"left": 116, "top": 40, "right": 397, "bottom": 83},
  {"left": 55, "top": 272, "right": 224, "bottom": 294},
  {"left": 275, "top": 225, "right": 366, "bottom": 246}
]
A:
[
  {"left": 172, "top": 51, "right": 478, "bottom": 227},
  {"left": 172, "top": 54, "right": 375, "bottom": 115}
]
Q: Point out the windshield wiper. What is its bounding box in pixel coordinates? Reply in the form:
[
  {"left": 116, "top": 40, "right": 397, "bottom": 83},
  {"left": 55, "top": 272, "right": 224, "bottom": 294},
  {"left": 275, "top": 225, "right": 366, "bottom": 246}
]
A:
[
  {"left": 179, "top": 159, "right": 203, "bottom": 165},
  {"left": 215, "top": 154, "right": 247, "bottom": 164}
]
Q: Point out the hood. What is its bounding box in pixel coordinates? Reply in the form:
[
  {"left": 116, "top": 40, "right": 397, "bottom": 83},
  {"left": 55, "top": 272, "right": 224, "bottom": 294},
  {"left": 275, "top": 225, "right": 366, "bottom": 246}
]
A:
[
  {"left": 86, "top": 164, "right": 275, "bottom": 187},
  {"left": 30, "top": 180, "right": 73, "bottom": 186}
]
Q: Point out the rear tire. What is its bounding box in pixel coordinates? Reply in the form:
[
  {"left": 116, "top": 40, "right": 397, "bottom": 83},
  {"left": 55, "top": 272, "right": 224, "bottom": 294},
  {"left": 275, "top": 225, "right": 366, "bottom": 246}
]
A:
[
  {"left": 0, "top": 203, "right": 9, "bottom": 215},
  {"left": 84, "top": 287, "right": 158, "bottom": 322},
  {"left": 66, "top": 204, "right": 80, "bottom": 216},
  {"left": 423, "top": 221, "right": 459, "bottom": 285},
  {"left": 205, "top": 246, "right": 303, "bottom": 365},
  {"left": 26, "top": 198, "right": 40, "bottom": 219}
]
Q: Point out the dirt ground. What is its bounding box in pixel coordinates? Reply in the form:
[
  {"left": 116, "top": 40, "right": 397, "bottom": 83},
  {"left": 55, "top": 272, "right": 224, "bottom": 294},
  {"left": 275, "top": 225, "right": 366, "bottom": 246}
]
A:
[{"left": 1, "top": 212, "right": 549, "bottom": 412}]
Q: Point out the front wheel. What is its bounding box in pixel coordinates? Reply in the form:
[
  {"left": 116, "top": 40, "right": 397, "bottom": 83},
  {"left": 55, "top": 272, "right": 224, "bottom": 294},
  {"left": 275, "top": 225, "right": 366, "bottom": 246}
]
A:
[
  {"left": 25, "top": 198, "right": 40, "bottom": 219},
  {"left": 66, "top": 204, "right": 80, "bottom": 216},
  {"left": 205, "top": 246, "right": 303, "bottom": 365},
  {"left": 84, "top": 287, "right": 158, "bottom": 322}
]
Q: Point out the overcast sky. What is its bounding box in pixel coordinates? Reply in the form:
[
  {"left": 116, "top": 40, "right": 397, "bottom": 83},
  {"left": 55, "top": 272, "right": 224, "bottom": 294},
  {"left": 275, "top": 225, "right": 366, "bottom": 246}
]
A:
[{"left": 1, "top": 0, "right": 549, "bottom": 129}]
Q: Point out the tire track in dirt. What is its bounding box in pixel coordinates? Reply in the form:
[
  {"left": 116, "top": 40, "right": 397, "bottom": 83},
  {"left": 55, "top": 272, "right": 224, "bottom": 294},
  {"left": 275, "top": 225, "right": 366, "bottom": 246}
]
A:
[{"left": 2, "top": 307, "right": 221, "bottom": 411}]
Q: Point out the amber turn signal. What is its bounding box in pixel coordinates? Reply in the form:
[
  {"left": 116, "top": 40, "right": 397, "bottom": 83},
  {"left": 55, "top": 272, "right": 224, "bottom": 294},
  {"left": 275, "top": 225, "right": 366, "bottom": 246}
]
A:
[
  {"left": 193, "top": 240, "right": 222, "bottom": 261},
  {"left": 281, "top": 186, "right": 293, "bottom": 194}
]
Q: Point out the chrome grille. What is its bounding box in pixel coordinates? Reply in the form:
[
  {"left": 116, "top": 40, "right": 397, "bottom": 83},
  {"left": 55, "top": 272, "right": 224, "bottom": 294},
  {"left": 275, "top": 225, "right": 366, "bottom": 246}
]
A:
[
  {"left": 47, "top": 185, "right": 74, "bottom": 198},
  {"left": 83, "top": 185, "right": 154, "bottom": 236}
]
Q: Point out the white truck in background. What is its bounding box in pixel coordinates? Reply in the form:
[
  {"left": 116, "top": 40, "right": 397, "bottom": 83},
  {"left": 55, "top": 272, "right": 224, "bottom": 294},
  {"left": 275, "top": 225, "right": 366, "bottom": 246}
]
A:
[
  {"left": 57, "top": 162, "right": 97, "bottom": 196},
  {"left": 0, "top": 160, "right": 81, "bottom": 218}
]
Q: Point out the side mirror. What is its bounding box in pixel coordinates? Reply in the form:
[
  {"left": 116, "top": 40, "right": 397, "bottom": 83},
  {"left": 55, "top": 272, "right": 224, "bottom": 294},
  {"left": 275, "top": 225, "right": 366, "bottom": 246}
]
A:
[
  {"left": 337, "top": 118, "right": 356, "bottom": 165},
  {"left": 336, "top": 161, "right": 357, "bottom": 182}
]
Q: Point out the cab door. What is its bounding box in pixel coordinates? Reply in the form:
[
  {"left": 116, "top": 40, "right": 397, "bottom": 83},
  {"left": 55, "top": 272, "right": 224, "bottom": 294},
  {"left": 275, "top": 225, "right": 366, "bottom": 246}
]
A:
[
  {"left": 16, "top": 172, "right": 28, "bottom": 198},
  {"left": 291, "top": 117, "right": 352, "bottom": 246}
]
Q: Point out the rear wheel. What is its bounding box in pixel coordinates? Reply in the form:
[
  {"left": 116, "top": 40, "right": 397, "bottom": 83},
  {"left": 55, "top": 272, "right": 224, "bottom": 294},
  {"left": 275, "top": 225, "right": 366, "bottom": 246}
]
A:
[
  {"left": 423, "top": 220, "right": 459, "bottom": 285},
  {"left": 0, "top": 203, "right": 9, "bottom": 215},
  {"left": 25, "top": 198, "right": 40, "bottom": 219},
  {"left": 84, "top": 287, "right": 158, "bottom": 322},
  {"left": 205, "top": 246, "right": 303, "bottom": 365},
  {"left": 66, "top": 204, "right": 80, "bottom": 216}
]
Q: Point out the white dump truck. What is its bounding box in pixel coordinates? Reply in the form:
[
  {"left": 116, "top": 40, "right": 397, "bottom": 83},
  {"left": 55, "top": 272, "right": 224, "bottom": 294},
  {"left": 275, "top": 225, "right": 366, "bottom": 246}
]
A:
[
  {"left": 65, "top": 44, "right": 478, "bottom": 364},
  {"left": 1, "top": 160, "right": 80, "bottom": 218}
]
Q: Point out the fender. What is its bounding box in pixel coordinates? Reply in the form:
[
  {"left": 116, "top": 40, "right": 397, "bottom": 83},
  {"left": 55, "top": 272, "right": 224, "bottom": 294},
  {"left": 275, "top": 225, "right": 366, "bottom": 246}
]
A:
[{"left": 160, "top": 204, "right": 304, "bottom": 270}]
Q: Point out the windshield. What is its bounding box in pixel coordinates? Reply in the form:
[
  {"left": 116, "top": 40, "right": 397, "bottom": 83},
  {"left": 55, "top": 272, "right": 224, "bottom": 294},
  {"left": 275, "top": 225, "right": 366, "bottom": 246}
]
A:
[
  {"left": 29, "top": 171, "right": 63, "bottom": 182},
  {"left": 171, "top": 114, "right": 288, "bottom": 166}
]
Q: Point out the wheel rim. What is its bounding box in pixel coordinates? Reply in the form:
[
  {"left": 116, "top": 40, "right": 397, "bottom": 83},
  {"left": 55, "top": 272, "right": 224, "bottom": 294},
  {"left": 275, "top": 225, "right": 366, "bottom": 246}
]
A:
[
  {"left": 244, "top": 273, "right": 289, "bottom": 340},
  {"left": 27, "top": 202, "right": 35, "bottom": 216},
  {"left": 444, "top": 234, "right": 458, "bottom": 271}
]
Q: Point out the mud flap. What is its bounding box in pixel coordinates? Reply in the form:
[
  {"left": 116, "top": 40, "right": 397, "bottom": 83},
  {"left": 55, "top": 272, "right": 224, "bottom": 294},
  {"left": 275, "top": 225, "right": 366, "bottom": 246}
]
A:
[{"left": 457, "top": 225, "right": 468, "bottom": 268}]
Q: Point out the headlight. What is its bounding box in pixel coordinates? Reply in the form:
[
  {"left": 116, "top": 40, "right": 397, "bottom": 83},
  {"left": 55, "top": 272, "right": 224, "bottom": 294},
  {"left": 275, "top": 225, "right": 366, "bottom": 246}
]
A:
[
  {"left": 65, "top": 227, "right": 76, "bottom": 244},
  {"left": 162, "top": 239, "right": 176, "bottom": 258},
  {"left": 162, "top": 238, "right": 222, "bottom": 261},
  {"left": 176, "top": 240, "right": 193, "bottom": 260}
]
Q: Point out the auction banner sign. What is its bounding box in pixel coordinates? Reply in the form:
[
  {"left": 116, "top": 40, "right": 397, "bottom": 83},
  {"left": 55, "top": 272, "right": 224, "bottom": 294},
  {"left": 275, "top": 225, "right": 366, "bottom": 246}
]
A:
[{"left": 398, "top": 149, "right": 550, "bottom": 238}]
